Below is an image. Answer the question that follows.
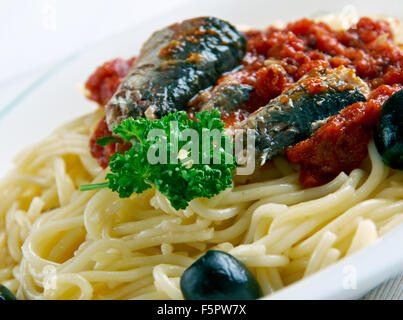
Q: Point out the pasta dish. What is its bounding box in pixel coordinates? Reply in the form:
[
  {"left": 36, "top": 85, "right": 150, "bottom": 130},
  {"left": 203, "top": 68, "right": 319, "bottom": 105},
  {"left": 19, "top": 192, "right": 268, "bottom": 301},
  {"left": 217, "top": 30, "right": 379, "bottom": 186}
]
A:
[{"left": 0, "top": 9, "right": 402, "bottom": 300}]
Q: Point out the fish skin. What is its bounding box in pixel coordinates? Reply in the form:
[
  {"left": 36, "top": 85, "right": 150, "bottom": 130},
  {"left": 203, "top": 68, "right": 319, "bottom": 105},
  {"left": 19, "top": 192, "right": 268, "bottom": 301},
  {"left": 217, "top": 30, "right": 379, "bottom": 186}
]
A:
[
  {"left": 236, "top": 66, "right": 369, "bottom": 165},
  {"left": 105, "top": 16, "right": 246, "bottom": 130},
  {"left": 196, "top": 82, "right": 254, "bottom": 113}
]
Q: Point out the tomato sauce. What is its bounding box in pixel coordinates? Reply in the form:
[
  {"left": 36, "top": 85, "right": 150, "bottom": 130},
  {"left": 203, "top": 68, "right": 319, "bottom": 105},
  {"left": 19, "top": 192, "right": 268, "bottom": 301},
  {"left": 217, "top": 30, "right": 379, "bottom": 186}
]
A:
[
  {"left": 85, "top": 17, "right": 403, "bottom": 185},
  {"left": 219, "top": 17, "right": 401, "bottom": 123},
  {"left": 286, "top": 84, "right": 403, "bottom": 187},
  {"left": 89, "top": 117, "right": 131, "bottom": 169},
  {"left": 85, "top": 58, "right": 135, "bottom": 165},
  {"left": 85, "top": 57, "right": 135, "bottom": 106}
]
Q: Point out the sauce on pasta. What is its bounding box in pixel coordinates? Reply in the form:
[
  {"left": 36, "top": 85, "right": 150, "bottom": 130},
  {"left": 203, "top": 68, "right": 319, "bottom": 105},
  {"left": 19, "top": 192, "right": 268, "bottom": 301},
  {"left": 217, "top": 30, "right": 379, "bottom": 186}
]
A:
[
  {"left": 86, "top": 17, "right": 403, "bottom": 186},
  {"left": 0, "top": 12, "right": 402, "bottom": 300}
]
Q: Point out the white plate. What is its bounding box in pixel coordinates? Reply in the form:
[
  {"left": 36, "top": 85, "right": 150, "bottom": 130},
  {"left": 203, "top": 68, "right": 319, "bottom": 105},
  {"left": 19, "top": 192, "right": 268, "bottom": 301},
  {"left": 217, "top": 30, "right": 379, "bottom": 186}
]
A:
[{"left": 1, "top": 0, "right": 403, "bottom": 299}]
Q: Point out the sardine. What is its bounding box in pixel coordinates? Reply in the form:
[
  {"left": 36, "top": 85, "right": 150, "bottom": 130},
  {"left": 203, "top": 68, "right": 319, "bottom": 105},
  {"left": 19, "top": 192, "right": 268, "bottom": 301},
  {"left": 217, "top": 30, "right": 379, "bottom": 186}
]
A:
[
  {"left": 105, "top": 16, "right": 246, "bottom": 130},
  {"left": 192, "top": 81, "right": 253, "bottom": 113},
  {"left": 236, "top": 66, "right": 369, "bottom": 165}
]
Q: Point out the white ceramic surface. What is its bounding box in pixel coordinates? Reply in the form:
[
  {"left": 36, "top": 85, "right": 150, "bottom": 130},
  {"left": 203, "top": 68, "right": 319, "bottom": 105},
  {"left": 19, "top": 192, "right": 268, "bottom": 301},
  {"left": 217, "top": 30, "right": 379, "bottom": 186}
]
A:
[{"left": 1, "top": 0, "right": 402, "bottom": 299}]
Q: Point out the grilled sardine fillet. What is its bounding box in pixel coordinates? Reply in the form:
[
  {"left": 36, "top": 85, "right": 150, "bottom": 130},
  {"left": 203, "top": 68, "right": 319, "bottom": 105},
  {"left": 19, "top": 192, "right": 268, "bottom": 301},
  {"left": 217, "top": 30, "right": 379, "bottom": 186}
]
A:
[
  {"left": 105, "top": 16, "right": 246, "bottom": 130},
  {"left": 236, "top": 66, "right": 369, "bottom": 165},
  {"left": 197, "top": 81, "right": 254, "bottom": 113}
]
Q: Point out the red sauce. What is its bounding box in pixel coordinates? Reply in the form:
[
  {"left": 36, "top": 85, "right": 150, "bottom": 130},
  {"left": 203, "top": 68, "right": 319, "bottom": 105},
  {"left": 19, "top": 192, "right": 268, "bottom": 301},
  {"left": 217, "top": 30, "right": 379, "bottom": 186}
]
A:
[
  {"left": 85, "top": 17, "right": 403, "bottom": 180},
  {"left": 286, "top": 84, "right": 403, "bottom": 187},
  {"left": 223, "top": 17, "right": 403, "bottom": 187},
  {"left": 85, "top": 57, "right": 135, "bottom": 106},
  {"left": 303, "top": 78, "right": 328, "bottom": 94},
  {"left": 89, "top": 117, "right": 131, "bottom": 169},
  {"left": 214, "top": 17, "right": 402, "bottom": 125},
  {"left": 85, "top": 58, "right": 135, "bottom": 167}
]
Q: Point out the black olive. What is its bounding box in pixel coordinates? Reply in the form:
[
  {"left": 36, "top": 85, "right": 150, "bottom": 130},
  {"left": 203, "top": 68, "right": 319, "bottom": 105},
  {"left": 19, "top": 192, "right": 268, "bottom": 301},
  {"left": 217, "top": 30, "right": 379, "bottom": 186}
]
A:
[
  {"left": 180, "top": 250, "right": 263, "bottom": 300},
  {"left": 375, "top": 90, "right": 403, "bottom": 170},
  {"left": 0, "top": 284, "right": 17, "bottom": 300}
]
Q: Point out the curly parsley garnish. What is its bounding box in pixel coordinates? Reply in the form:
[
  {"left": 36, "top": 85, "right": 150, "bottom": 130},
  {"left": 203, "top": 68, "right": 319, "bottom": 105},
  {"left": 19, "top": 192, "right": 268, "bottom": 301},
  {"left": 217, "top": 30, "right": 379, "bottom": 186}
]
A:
[{"left": 80, "top": 111, "right": 236, "bottom": 210}]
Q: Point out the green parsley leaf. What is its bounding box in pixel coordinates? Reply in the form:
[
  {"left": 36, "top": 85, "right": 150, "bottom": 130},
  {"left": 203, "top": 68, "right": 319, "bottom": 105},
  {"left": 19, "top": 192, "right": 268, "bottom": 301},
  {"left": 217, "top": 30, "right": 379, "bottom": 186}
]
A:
[
  {"left": 96, "top": 136, "right": 122, "bottom": 146},
  {"left": 80, "top": 111, "right": 237, "bottom": 210}
]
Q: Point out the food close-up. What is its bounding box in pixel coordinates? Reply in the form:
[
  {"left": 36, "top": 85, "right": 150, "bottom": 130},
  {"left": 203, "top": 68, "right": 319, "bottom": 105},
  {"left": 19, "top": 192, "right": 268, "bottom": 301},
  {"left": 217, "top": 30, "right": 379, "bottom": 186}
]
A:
[{"left": 0, "top": 0, "right": 402, "bottom": 301}]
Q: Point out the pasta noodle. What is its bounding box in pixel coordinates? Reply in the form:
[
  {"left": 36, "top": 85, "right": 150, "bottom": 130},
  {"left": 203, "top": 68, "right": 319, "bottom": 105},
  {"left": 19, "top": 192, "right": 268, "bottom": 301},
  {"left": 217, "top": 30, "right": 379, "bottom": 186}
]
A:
[
  {"left": 1, "top": 11, "right": 403, "bottom": 300},
  {"left": 0, "top": 106, "right": 401, "bottom": 300}
]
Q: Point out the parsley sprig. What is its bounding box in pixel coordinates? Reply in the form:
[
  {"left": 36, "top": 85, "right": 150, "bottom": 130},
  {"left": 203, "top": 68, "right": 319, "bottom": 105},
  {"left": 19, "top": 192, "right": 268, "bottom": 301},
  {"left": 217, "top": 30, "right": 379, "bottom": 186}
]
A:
[{"left": 80, "top": 111, "right": 237, "bottom": 210}]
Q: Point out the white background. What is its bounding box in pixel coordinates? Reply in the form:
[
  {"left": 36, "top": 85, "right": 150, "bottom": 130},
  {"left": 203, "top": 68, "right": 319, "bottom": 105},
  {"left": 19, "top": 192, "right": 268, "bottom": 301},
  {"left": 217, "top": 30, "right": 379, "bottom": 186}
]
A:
[
  {"left": 0, "top": 0, "right": 188, "bottom": 108},
  {"left": 1, "top": 0, "right": 402, "bottom": 109}
]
